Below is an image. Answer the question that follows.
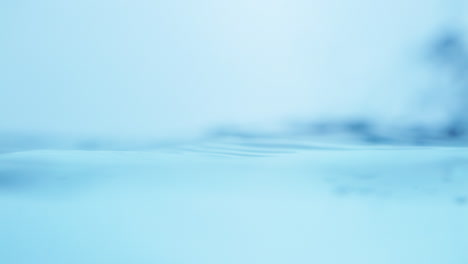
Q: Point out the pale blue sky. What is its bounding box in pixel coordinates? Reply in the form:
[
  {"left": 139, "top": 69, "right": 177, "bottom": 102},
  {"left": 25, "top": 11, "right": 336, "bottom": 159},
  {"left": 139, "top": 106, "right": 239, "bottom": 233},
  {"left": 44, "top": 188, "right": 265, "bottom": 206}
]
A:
[{"left": 0, "top": 0, "right": 464, "bottom": 140}]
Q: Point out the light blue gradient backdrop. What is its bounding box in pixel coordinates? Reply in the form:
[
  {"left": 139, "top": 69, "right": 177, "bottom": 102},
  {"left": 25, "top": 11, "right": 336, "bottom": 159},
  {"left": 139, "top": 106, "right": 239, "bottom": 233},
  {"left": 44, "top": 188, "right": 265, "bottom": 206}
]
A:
[
  {"left": 1, "top": 2, "right": 468, "bottom": 263},
  {"left": 1, "top": 0, "right": 464, "bottom": 140}
]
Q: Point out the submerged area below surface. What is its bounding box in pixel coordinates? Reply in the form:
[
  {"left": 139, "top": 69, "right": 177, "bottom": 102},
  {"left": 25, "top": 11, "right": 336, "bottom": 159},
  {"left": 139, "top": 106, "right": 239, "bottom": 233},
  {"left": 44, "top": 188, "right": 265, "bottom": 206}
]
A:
[{"left": 1, "top": 137, "right": 468, "bottom": 264}]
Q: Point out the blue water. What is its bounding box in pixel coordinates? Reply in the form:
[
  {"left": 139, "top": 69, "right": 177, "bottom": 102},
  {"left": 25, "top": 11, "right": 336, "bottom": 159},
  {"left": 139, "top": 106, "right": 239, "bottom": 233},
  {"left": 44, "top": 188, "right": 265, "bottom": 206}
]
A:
[
  {"left": 1, "top": 136, "right": 467, "bottom": 264},
  {"left": 2, "top": 0, "right": 467, "bottom": 262}
]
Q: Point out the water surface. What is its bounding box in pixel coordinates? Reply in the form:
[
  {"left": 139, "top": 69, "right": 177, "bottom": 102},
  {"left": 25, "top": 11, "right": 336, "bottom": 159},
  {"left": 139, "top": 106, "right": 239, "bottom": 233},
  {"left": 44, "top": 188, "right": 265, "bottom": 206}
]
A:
[{"left": 1, "top": 137, "right": 467, "bottom": 264}]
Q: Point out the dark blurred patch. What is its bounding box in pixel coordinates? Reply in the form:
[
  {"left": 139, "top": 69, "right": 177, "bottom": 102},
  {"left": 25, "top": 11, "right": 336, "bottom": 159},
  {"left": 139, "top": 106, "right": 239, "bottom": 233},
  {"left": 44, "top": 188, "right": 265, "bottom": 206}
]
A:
[
  {"left": 0, "top": 161, "right": 106, "bottom": 195},
  {"left": 239, "top": 142, "right": 349, "bottom": 151},
  {"left": 0, "top": 170, "right": 38, "bottom": 190},
  {"left": 290, "top": 119, "right": 396, "bottom": 144},
  {"left": 343, "top": 120, "right": 372, "bottom": 134},
  {"left": 431, "top": 31, "right": 468, "bottom": 141},
  {"left": 333, "top": 185, "right": 351, "bottom": 196},
  {"left": 0, "top": 131, "right": 177, "bottom": 153},
  {"left": 444, "top": 123, "right": 465, "bottom": 139},
  {"left": 432, "top": 31, "right": 465, "bottom": 64},
  {"left": 302, "top": 122, "right": 341, "bottom": 134},
  {"left": 340, "top": 120, "right": 390, "bottom": 143},
  {"left": 431, "top": 31, "right": 468, "bottom": 84},
  {"left": 0, "top": 132, "right": 51, "bottom": 153},
  {"left": 454, "top": 196, "right": 467, "bottom": 206}
]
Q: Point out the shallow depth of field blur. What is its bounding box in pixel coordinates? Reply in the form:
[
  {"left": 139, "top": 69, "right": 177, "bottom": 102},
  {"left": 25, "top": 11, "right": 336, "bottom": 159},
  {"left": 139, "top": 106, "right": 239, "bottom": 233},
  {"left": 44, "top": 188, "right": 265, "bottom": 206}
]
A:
[{"left": 1, "top": 0, "right": 468, "bottom": 263}]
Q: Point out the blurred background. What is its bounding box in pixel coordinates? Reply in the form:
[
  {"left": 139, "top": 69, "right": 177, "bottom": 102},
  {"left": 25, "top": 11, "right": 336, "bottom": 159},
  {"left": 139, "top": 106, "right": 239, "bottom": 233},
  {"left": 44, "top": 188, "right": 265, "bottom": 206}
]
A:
[
  {"left": 1, "top": 2, "right": 468, "bottom": 264},
  {"left": 1, "top": 0, "right": 467, "bottom": 146}
]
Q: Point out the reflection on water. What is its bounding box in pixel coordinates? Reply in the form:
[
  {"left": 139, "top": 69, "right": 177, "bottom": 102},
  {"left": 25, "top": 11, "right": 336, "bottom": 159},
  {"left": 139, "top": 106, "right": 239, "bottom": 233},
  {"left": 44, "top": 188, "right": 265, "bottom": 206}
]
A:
[{"left": 1, "top": 135, "right": 468, "bottom": 264}]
